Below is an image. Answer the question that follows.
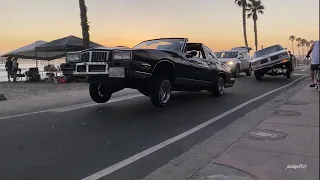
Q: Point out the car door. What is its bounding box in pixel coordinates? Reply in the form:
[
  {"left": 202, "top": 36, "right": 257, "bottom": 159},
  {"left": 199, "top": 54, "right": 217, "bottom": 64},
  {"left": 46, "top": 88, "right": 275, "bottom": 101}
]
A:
[
  {"left": 187, "top": 50, "right": 211, "bottom": 81},
  {"left": 238, "top": 51, "right": 250, "bottom": 71},
  {"left": 203, "top": 46, "right": 219, "bottom": 81},
  {"left": 177, "top": 49, "right": 211, "bottom": 87},
  {"left": 204, "top": 46, "right": 220, "bottom": 82}
]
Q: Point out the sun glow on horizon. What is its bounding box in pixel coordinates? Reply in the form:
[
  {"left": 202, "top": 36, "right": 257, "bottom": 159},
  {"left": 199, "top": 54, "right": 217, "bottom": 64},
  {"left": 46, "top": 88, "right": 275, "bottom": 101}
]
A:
[{"left": 0, "top": 0, "right": 318, "bottom": 55}]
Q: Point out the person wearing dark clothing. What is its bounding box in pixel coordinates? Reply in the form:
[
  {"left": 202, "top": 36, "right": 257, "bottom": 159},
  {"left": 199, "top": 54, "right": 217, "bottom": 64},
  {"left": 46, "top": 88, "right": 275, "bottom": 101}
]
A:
[
  {"left": 288, "top": 51, "right": 296, "bottom": 69},
  {"left": 5, "top": 57, "right": 13, "bottom": 82},
  {"left": 12, "top": 57, "right": 19, "bottom": 82}
]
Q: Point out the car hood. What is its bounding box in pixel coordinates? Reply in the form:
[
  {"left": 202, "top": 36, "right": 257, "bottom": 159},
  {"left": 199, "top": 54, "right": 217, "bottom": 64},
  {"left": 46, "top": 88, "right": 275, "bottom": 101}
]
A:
[
  {"left": 218, "top": 58, "right": 238, "bottom": 63},
  {"left": 252, "top": 49, "right": 287, "bottom": 62}
]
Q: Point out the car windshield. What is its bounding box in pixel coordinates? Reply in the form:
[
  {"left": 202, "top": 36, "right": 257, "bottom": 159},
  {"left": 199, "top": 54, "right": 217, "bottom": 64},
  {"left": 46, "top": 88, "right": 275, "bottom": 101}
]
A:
[
  {"left": 254, "top": 45, "right": 283, "bottom": 58},
  {"left": 215, "top": 51, "right": 238, "bottom": 58},
  {"left": 133, "top": 38, "right": 185, "bottom": 51}
]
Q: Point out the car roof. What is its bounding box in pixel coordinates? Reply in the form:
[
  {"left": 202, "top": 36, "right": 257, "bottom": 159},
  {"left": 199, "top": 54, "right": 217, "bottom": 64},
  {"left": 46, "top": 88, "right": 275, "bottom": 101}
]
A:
[{"left": 138, "top": 37, "right": 187, "bottom": 43}]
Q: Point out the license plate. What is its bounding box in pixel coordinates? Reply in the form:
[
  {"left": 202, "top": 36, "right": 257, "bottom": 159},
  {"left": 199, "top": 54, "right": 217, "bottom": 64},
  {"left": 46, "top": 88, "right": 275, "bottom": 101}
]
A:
[{"left": 109, "top": 67, "right": 125, "bottom": 78}]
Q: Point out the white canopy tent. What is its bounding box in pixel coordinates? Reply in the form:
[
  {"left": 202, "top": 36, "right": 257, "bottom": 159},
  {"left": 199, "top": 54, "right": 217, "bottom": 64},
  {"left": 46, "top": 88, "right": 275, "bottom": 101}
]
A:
[{"left": 1, "top": 40, "right": 66, "bottom": 61}]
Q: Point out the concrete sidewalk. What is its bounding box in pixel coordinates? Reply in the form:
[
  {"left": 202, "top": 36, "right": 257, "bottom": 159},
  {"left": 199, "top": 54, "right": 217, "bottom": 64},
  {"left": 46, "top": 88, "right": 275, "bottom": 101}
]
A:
[{"left": 142, "top": 79, "right": 319, "bottom": 180}]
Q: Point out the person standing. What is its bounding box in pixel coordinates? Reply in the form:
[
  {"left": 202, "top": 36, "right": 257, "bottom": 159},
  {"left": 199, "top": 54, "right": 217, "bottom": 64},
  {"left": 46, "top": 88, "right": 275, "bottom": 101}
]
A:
[
  {"left": 288, "top": 51, "right": 296, "bottom": 68},
  {"left": 5, "top": 57, "right": 13, "bottom": 82},
  {"left": 12, "top": 57, "right": 19, "bottom": 82},
  {"left": 306, "top": 40, "right": 320, "bottom": 87}
]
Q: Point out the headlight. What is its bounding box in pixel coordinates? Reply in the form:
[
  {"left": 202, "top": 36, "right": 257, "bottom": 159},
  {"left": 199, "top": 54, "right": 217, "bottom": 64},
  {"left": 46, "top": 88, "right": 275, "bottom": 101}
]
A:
[
  {"left": 227, "top": 61, "right": 234, "bottom": 65},
  {"left": 66, "top": 53, "right": 80, "bottom": 62},
  {"left": 113, "top": 51, "right": 131, "bottom": 60}
]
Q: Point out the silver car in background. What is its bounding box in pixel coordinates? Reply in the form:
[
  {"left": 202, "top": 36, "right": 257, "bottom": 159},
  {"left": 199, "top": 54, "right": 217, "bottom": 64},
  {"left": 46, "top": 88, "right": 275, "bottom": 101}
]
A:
[{"left": 215, "top": 47, "right": 252, "bottom": 77}]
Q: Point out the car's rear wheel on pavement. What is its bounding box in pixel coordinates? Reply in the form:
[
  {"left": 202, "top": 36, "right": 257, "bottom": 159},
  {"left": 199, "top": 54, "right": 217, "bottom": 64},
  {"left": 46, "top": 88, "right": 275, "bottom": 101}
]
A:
[
  {"left": 150, "top": 77, "right": 172, "bottom": 108},
  {"left": 254, "top": 71, "right": 263, "bottom": 81},
  {"left": 233, "top": 65, "right": 240, "bottom": 78},
  {"left": 212, "top": 76, "right": 225, "bottom": 97},
  {"left": 89, "top": 83, "right": 112, "bottom": 103},
  {"left": 246, "top": 65, "right": 252, "bottom": 76}
]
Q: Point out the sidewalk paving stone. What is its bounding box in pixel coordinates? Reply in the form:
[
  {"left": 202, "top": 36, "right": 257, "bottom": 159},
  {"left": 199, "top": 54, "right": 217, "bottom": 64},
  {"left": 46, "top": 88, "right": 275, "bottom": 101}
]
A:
[
  {"left": 234, "top": 122, "right": 319, "bottom": 157},
  {"left": 141, "top": 78, "right": 319, "bottom": 180}
]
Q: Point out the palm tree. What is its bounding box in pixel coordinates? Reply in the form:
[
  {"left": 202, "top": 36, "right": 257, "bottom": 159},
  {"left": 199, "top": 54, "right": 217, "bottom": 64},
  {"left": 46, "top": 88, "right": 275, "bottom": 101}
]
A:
[
  {"left": 79, "top": 0, "right": 90, "bottom": 49},
  {"left": 305, "top": 41, "right": 311, "bottom": 52},
  {"left": 300, "top": 39, "right": 308, "bottom": 56},
  {"left": 247, "top": 0, "right": 265, "bottom": 51},
  {"left": 289, "top": 35, "right": 295, "bottom": 54},
  {"left": 235, "top": 0, "right": 249, "bottom": 47},
  {"left": 296, "top": 37, "right": 302, "bottom": 56},
  {"left": 297, "top": 43, "right": 301, "bottom": 56}
]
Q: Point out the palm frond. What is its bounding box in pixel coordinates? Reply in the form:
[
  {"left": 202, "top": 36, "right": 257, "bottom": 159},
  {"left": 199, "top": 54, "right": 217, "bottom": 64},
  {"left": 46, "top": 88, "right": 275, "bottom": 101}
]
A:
[
  {"left": 247, "top": 13, "right": 253, "bottom": 19},
  {"left": 258, "top": 5, "right": 265, "bottom": 10}
]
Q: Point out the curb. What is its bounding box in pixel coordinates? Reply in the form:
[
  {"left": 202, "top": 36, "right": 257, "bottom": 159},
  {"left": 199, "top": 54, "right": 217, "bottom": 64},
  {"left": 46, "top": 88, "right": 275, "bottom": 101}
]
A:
[{"left": 0, "top": 94, "right": 7, "bottom": 101}]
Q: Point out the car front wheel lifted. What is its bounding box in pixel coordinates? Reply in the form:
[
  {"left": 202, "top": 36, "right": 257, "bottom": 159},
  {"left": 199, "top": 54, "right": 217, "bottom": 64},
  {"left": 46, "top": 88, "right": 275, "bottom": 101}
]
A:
[
  {"left": 89, "top": 83, "right": 112, "bottom": 103},
  {"left": 150, "top": 77, "right": 172, "bottom": 108}
]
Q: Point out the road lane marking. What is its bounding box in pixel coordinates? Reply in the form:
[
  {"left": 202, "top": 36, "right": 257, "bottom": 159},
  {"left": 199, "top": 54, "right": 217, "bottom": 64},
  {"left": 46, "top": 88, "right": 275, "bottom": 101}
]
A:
[
  {"left": 52, "top": 94, "right": 144, "bottom": 113},
  {"left": 81, "top": 75, "right": 308, "bottom": 180},
  {"left": 293, "top": 73, "right": 307, "bottom": 76},
  {"left": 0, "top": 94, "right": 143, "bottom": 120}
]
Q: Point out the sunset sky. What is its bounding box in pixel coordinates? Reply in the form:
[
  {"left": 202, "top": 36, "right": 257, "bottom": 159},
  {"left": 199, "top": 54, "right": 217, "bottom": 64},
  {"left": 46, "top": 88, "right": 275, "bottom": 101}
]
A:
[{"left": 0, "top": 0, "right": 319, "bottom": 55}]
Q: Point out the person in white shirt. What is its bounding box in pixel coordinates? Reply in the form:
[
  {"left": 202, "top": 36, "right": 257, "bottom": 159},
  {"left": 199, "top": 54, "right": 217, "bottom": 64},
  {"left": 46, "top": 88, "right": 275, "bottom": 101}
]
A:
[{"left": 306, "top": 40, "right": 319, "bottom": 87}]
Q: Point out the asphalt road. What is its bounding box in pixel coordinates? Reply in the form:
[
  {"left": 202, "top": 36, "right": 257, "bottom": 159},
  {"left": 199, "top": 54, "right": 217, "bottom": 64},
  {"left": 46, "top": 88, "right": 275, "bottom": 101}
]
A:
[{"left": 0, "top": 72, "right": 308, "bottom": 180}]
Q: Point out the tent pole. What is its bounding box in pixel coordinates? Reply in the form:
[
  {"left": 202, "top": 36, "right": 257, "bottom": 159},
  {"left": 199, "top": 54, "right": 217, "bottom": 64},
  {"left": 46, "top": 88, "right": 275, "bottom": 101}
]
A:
[{"left": 35, "top": 51, "right": 38, "bottom": 67}]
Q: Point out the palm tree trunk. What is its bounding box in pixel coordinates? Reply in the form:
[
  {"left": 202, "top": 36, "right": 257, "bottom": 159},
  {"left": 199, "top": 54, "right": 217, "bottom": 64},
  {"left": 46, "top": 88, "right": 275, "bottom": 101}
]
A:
[
  {"left": 291, "top": 41, "right": 295, "bottom": 55},
  {"left": 242, "top": 4, "right": 248, "bottom": 47},
  {"left": 253, "top": 20, "right": 258, "bottom": 51},
  {"left": 79, "top": 0, "right": 90, "bottom": 49}
]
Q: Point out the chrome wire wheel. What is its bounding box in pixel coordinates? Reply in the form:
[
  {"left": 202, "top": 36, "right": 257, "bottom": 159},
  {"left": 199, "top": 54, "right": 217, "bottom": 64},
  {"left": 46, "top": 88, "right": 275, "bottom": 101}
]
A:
[{"left": 159, "top": 81, "right": 171, "bottom": 104}]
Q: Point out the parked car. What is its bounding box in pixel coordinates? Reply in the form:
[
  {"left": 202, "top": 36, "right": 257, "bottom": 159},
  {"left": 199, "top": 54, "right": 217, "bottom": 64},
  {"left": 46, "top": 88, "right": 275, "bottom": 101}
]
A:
[
  {"left": 251, "top": 44, "right": 294, "bottom": 81},
  {"left": 73, "top": 38, "right": 235, "bottom": 107},
  {"left": 215, "top": 47, "right": 252, "bottom": 77}
]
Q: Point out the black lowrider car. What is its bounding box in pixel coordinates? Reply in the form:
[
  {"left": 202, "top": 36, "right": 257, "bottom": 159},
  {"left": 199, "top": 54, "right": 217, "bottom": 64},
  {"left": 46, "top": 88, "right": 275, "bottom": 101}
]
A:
[{"left": 73, "top": 38, "right": 235, "bottom": 107}]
